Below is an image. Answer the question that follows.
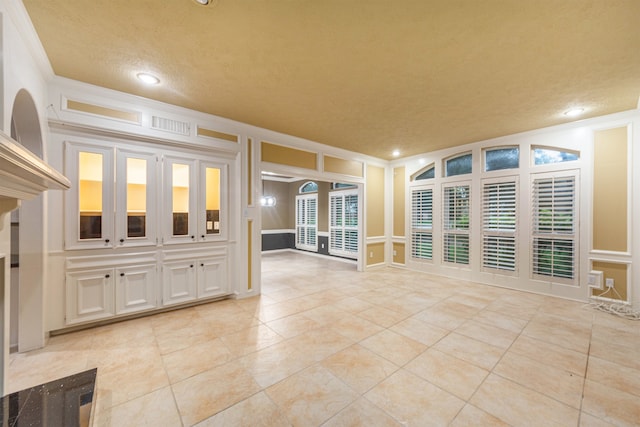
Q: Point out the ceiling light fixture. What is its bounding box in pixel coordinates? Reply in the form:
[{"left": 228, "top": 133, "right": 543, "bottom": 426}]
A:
[
  {"left": 563, "top": 108, "right": 584, "bottom": 118},
  {"left": 392, "top": 150, "right": 400, "bottom": 157},
  {"left": 136, "top": 73, "right": 160, "bottom": 85},
  {"left": 193, "top": 0, "right": 209, "bottom": 4}
]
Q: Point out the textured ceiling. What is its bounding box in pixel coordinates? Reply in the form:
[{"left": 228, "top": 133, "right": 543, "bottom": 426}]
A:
[{"left": 22, "top": 0, "right": 640, "bottom": 160}]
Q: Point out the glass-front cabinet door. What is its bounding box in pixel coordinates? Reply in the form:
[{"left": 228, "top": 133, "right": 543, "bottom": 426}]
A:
[
  {"left": 164, "top": 156, "right": 197, "bottom": 244},
  {"left": 199, "top": 162, "right": 227, "bottom": 241},
  {"left": 116, "top": 149, "right": 158, "bottom": 247},
  {"left": 65, "top": 142, "right": 114, "bottom": 249}
]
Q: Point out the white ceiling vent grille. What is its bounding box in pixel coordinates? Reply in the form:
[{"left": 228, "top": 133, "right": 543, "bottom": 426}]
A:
[{"left": 151, "top": 116, "right": 191, "bottom": 136}]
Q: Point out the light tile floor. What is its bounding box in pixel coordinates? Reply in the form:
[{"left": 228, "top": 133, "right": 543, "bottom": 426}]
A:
[{"left": 8, "top": 251, "right": 640, "bottom": 426}]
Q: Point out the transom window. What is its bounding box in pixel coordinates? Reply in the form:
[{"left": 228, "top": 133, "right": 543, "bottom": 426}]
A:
[
  {"left": 299, "top": 181, "right": 318, "bottom": 193},
  {"left": 414, "top": 166, "right": 435, "bottom": 181},
  {"left": 533, "top": 147, "right": 579, "bottom": 165},
  {"left": 485, "top": 147, "right": 519, "bottom": 171},
  {"left": 445, "top": 153, "right": 472, "bottom": 177}
]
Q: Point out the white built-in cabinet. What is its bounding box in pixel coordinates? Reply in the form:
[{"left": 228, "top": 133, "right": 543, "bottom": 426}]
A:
[
  {"left": 63, "top": 138, "right": 232, "bottom": 328},
  {"left": 162, "top": 248, "right": 229, "bottom": 306}
]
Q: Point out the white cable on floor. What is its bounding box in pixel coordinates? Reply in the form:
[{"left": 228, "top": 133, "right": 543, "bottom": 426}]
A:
[{"left": 588, "top": 286, "right": 640, "bottom": 321}]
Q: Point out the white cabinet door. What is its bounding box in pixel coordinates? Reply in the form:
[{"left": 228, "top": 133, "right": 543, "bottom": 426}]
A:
[
  {"left": 66, "top": 268, "right": 115, "bottom": 324},
  {"left": 162, "top": 260, "right": 197, "bottom": 306},
  {"left": 197, "top": 257, "right": 228, "bottom": 298},
  {"left": 163, "top": 156, "right": 198, "bottom": 245},
  {"left": 198, "top": 162, "right": 227, "bottom": 242},
  {"left": 64, "top": 142, "right": 115, "bottom": 250},
  {"left": 115, "top": 264, "right": 157, "bottom": 314},
  {"left": 115, "top": 149, "right": 158, "bottom": 248}
]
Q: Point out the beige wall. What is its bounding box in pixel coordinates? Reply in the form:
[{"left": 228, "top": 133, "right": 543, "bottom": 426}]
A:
[
  {"left": 367, "top": 242, "right": 385, "bottom": 266},
  {"left": 393, "top": 242, "right": 405, "bottom": 265},
  {"left": 262, "top": 142, "right": 317, "bottom": 170},
  {"left": 366, "top": 165, "right": 385, "bottom": 237},
  {"left": 261, "top": 180, "right": 290, "bottom": 230},
  {"left": 593, "top": 127, "right": 627, "bottom": 252},
  {"left": 393, "top": 166, "right": 405, "bottom": 237},
  {"left": 592, "top": 261, "right": 627, "bottom": 301},
  {"left": 323, "top": 155, "right": 363, "bottom": 177}
]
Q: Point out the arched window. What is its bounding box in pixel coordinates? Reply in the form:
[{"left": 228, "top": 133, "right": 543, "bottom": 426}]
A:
[
  {"left": 411, "top": 164, "right": 435, "bottom": 181},
  {"left": 299, "top": 181, "right": 318, "bottom": 193},
  {"left": 484, "top": 147, "right": 519, "bottom": 171},
  {"left": 444, "top": 153, "right": 472, "bottom": 177}
]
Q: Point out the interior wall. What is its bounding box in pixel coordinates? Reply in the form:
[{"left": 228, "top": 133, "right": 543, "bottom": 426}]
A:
[
  {"left": 592, "top": 126, "right": 627, "bottom": 253},
  {"left": 261, "top": 180, "right": 290, "bottom": 230}
]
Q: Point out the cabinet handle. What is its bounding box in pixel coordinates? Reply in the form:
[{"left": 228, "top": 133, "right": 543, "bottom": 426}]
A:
[
  {"left": 201, "top": 235, "right": 205, "bottom": 239},
  {"left": 105, "top": 274, "right": 110, "bottom": 278},
  {"left": 120, "top": 238, "right": 125, "bottom": 243},
  {"left": 105, "top": 239, "right": 110, "bottom": 243},
  {"left": 120, "top": 272, "right": 125, "bottom": 277},
  {"left": 190, "top": 264, "right": 194, "bottom": 268},
  {"left": 191, "top": 235, "right": 195, "bottom": 239},
  {"left": 201, "top": 263, "right": 204, "bottom": 267}
]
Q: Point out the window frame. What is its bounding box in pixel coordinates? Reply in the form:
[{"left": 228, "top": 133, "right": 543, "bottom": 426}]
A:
[
  {"left": 410, "top": 184, "right": 434, "bottom": 262},
  {"left": 443, "top": 152, "right": 473, "bottom": 178},
  {"left": 530, "top": 170, "right": 579, "bottom": 285},
  {"left": 483, "top": 146, "right": 520, "bottom": 172},
  {"left": 481, "top": 176, "right": 518, "bottom": 275},
  {"left": 442, "top": 181, "right": 471, "bottom": 266}
]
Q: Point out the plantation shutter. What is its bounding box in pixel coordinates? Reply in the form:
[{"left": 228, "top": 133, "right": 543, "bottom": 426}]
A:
[
  {"left": 531, "top": 174, "right": 577, "bottom": 281},
  {"left": 329, "top": 190, "right": 358, "bottom": 258},
  {"left": 296, "top": 194, "right": 317, "bottom": 251},
  {"left": 442, "top": 184, "right": 470, "bottom": 265},
  {"left": 482, "top": 179, "right": 517, "bottom": 272},
  {"left": 411, "top": 187, "right": 433, "bottom": 260}
]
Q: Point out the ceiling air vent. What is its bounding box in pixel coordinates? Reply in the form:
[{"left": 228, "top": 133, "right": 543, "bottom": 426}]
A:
[{"left": 151, "top": 116, "right": 190, "bottom": 136}]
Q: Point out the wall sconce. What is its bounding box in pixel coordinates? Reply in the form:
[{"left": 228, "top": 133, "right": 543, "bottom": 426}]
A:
[{"left": 260, "top": 196, "right": 276, "bottom": 207}]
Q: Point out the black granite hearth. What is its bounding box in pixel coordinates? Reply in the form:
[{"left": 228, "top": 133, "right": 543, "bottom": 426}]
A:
[{"left": 1, "top": 368, "right": 96, "bottom": 426}]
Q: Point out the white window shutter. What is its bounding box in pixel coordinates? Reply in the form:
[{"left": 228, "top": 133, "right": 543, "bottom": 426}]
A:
[{"left": 482, "top": 179, "right": 517, "bottom": 273}]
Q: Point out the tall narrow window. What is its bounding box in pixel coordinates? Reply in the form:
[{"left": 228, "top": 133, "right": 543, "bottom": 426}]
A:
[
  {"left": 482, "top": 179, "right": 517, "bottom": 272},
  {"left": 126, "top": 157, "right": 147, "bottom": 238},
  {"left": 411, "top": 187, "right": 433, "bottom": 260},
  {"left": 443, "top": 184, "right": 470, "bottom": 265},
  {"left": 329, "top": 190, "right": 358, "bottom": 258},
  {"left": 532, "top": 174, "right": 577, "bottom": 282},
  {"left": 296, "top": 194, "right": 317, "bottom": 251},
  {"left": 78, "top": 151, "right": 103, "bottom": 240},
  {"left": 172, "top": 163, "right": 190, "bottom": 236}
]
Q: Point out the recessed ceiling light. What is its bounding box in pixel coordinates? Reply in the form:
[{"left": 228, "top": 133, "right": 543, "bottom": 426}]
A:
[
  {"left": 392, "top": 150, "right": 400, "bottom": 157},
  {"left": 136, "top": 73, "right": 160, "bottom": 85},
  {"left": 194, "top": 0, "right": 209, "bottom": 4},
  {"left": 564, "top": 108, "right": 584, "bottom": 117}
]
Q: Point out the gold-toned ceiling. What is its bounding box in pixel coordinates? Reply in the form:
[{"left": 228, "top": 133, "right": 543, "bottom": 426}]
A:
[{"left": 23, "top": 0, "right": 640, "bottom": 160}]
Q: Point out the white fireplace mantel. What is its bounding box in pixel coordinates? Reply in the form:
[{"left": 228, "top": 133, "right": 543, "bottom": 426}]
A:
[
  {"left": 0, "top": 130, "right": 70, "bottom": 215},
  {"left": 0, "top": 130, "right": 69, "bottom": 396}
]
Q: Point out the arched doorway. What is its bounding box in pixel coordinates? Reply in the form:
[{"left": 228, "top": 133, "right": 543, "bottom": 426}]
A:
[{"left": 10, "top": 89, "right": 46, "bottom": 352}]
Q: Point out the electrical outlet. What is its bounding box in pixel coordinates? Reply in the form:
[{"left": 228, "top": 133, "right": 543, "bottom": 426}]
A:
[
  {"left": 321, "top": 243, "right": 325, "bottom": 249},
  {"left": 588, "top": 270, "right": 603, "bottom": 289},
  {"left": 606, "top": 278, "right": 615, "bottom": 288}
]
